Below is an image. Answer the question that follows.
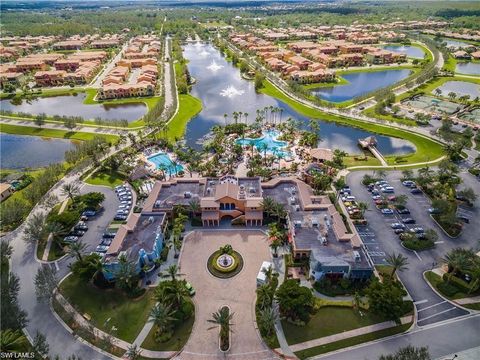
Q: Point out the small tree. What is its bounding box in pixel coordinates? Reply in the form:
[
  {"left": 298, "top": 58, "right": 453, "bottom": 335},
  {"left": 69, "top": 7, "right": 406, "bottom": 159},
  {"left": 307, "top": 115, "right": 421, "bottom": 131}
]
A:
[
  {"left": 379, "top": 345, "right": 430, "bottom": 360},
  {"left": 275, "top": 280, "right": 315, "bottom": 323},
  {"left": 126, "top": 344, "right": 142, "bottom": 360},
  {"left": 34, "top": 265, "right": 58, "bottom": 303},
  {"left": 385, "top": 253, "right": 409, "bottom": 278},
  {"left": 32, "top": 331, "right": 49, "bottom": 358},
  {"left": 365, "top": 279, "right": 406, "bottom": 323}
]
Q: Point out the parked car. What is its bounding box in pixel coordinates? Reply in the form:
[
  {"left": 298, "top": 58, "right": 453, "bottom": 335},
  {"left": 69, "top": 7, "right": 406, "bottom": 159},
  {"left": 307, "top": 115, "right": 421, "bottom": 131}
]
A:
[
  {"left": 120, "top": 195, "right": 132, "bottom": 201},
  {"left": 80, "top": 215, "right": 89, "bottom": 221},
  {"left": 410, "top": 188, "right": 422, "bottom": 194},
  {"left": 409, "top": 227, "right": 425, "bottom": 234},
  {"left": 375, "top": 181, "right": 389, "bottom": 186},
  {"left": 387, "top": 195, "right": 396, "bottom": 202},
  {"left": 342, "top": 195, "right": 356, "bottom": 202},
  {"left": 402, "top": 180, "right": 416, "bottom": 187},
  {"left": 340, "top": 187, "right": 351, "bottom": 195},
  {"left": 396, "top": 208, "right": 411, "bottom": 215},
  {"left": 69, "top": 230, "right": 85, "bottom": 237},
  {"left": 381, "top": 208, "right": 394, "bottom": 215},
  {"left": 100, "top": 238, "right": 112, "bottom": 246},
  {"left": 367, "top": 184, "right": 375, "bottom": 192},
  {"left": 116, "top": 209, "right": 129, "bottom": 215},
  {"left": 185, "top": 282, "right": 196, "bottom": 296},
  {"left": 372, "top": 195, "right": 382, "bottom": 200},
  {"left": 82, "top": 210, "right": 96, "bottom": 217},
  {"left": 458, "top": 215, "right": 470, "bottom": 223},
  {"left": 375, "top": 199, "right": 388, "bottom": 206},
  {"left": 95, "top": 245, "right": 109, "bottom": 253},
  {"left": 103, "top": 232, "right": 116, "bottom": 239},
  {"left": 428, "top": 208, "right": 440, "bottom": 214},
  {"left": 394, "top": 228, "right": 405, "bottom": 234},
  {"left": 381, "top": 186, "right": 395, "bottom": 193},
  {"left": 402, "top": 218, "right": 416, "bottom": 224},
  {"left": 75, "top": 222, "right": 88, "bottom": 231},
  {"left": 120, "top": 200, "right": 132, "bottom": 206},
  {"left": 391, "top": 223, "right": 406, "bottom": 229},
  {"left": 114, "top": 215, "right": 128, "bottom": 221},
  {"left": 115, "top": 185, "right": 126, "bottom": 192},
  {"left": 63, "top": 236, "right": 78, "bottom": 243}
]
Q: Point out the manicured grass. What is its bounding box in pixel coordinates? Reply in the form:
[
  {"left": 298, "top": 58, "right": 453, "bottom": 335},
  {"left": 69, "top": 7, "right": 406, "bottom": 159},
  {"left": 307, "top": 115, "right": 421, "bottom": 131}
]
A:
[
  {"left": 362, "top": 107, "right": 417, "bottom": 127},
  {"left": 166, "top": 94, "right": 202, "bottom": 141},
  {"left": 344, "top": 155, "right": 381, "bottom": 167},
  {"left": 282, "top": 306, "right": 384, "bottom": 346},
  {"left": 60, "top": 274, "right": 155, "bottom": 343},
  {"left": 424, "top": 271, "right": 474, "bottom": 300},
  {"left": 443, "top": 55, "right": 457, "bottom": 73},
  {"left": 260, "top": 81, "right": 445, "bottom": 165},
  {"left": 463, "top": 303, "right": 480, "bottom": 311},
  {"left": 85, "top": 169, "right": 126, "bottom": 188},
  {"left": 294, "top": 323, "right": 412, "bottom": 359},
  {"left": 141, "top": 310, "right": 195, "bottom": 351},
  {"left": 0, "top": 123, "right": 119, "bottom": 143}
]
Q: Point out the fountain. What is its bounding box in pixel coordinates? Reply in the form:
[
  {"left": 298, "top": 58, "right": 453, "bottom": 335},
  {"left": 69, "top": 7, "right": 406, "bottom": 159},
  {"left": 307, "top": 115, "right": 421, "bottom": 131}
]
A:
[
  {"left": 219, "top": 85, "right": 245, "bottom": 98},
  {"left": 207, "top": 244, "right": 244, "bottom": 278},
  {"left": 216, "top": 254, "right": 234, "bottom": 269},
  {"left": 207, "top": 60, "right": 224, "bottom": 72}
]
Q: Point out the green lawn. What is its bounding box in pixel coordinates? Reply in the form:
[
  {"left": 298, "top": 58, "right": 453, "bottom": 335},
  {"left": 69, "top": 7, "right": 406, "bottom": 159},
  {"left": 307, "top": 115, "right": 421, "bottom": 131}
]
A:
[
  {"left": 463, "top": 303, "right": 480, "bottom": 311},
  {"left": 362, "top": 107, "right": 417, "bottom": 127},
  {"left": 166, "top": 94, "right": 202, "bottom": 141},
  {"left": 282, "top": 306, "right": 384, "bottom": 346},
  {"left": 344, "top": 155, "right": 382, "bottom": 168},
  {"left": 423, "top": 271, "right": 479, "bottom": 300},
  {"left": 141, "top": 310, "right": 195, "bottom": 351},
  {"left": 443, "top": 55, "right": 457, "bottom": 73},
  {"left": 260, "top": 81, "right": 445, "bottom": 166},
  {"left": 85, "top": 169, "right": 126, "bottom": 188},
  {"left": 60, "top": 274, "right": 155, "bottom": 343},
  {"left": 0, "top": 123, "right": 119, "bottom": 143},
  {"left": 294, "top": 323, "right": 412, "bottom": 359}
]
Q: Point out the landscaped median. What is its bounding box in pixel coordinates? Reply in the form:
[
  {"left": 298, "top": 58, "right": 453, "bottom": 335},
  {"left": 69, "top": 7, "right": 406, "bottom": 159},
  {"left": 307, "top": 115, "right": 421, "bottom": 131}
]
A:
[{"left": 259, "top": 81, "right": 445, "bottom": 167}]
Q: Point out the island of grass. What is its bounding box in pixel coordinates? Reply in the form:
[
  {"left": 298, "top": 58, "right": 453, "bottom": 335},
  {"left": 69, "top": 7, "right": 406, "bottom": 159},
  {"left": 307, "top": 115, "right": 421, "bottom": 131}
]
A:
[
  {"left": 207, "top": 245, "right": 244, "bottom": 279},
  {"left": 259, "top": 80, "right": 445, "bottom": 167},
  {"left": 59, "top": 273, "right": 155, "bottom": 343},
  {"left": 85, "top": 169, "right": 126, "bottom": 188},
  {"left": 165, "top": 94, "right": 202, "bottom": 142}
]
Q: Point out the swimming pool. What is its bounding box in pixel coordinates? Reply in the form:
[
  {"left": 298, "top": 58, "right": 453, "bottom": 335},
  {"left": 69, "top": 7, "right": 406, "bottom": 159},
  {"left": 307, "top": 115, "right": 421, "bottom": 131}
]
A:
[
  {"left": 147, "top": 152, "right": 184, "bottom": 174},
  {"left": 236, "top": 130, "right": 291, "bottom": 158}
]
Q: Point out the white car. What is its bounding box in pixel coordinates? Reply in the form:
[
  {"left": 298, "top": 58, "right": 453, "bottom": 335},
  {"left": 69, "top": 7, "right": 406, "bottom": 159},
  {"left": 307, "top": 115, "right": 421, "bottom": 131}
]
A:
[
  {"left": 342, "top": 195, "right": 356, "bottom": 202},
  {"left": 118, "top": 204, "right": 130, "bottom": 210}
]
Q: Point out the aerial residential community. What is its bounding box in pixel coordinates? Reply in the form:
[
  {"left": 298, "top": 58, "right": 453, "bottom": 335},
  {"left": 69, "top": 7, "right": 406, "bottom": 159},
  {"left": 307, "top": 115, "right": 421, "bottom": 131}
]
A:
[{"left": 0, "top": 1, "right": 479, "bottom": 360}]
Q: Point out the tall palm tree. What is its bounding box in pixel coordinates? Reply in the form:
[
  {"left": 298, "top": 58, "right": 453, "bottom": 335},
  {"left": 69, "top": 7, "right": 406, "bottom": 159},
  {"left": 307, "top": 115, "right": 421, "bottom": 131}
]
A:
[
  {"left": 164, "top": 264, "right": 181, "bottom": 282},
  {"left": 386, "top": 253, "right": 409, "bottom": 278},
  {"left": 442, "top": 248, "right": 473, "bottom": 281},
  {"left": 0, "top": 329, "right": 29, "bottom": 352},
  {"left": 256, "top": 284, "right": 273, "bottom": 309},
  {"left": 67, "top": 240, "right": 88, "bottom": 262},
  {"left": 260, "top": 197, "right": 276, "bottom": 217},
  {"left": 257, "top": 307, "right": 277, "bottom": 336},
  {"left": 125, "top": 344, "right": 142, "bottom": 360},
  {"left": 61, "top": 182, "right": 80, "bottom": 203},
  {"left": 188, "top": 199, "right": 201, "bottom": 217},
  {"left": 357, "top": 202, "right": 369, "bottom": 216},
  {"left": 148, "top": 303, "right": 177, "bottom": 334},
  {"left": 46, "top": 222, "right": 67, "bottom": 245},
  {"left": 207, "top": 306, "right": 234, "bottom": 345}
]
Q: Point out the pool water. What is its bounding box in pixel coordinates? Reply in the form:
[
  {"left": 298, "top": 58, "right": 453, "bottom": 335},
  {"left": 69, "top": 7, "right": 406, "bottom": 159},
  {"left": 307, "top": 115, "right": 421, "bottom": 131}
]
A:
[
  {"left": 236, "top": 130, "right": 290, "bottom": 158},
  {"left": 147, "top": 153, "right": 184, "bottom": 174}
]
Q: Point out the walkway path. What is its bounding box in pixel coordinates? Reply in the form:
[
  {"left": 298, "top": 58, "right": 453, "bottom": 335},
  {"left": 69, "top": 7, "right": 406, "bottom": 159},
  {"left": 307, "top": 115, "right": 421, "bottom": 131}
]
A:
[
  {"left": 455, "top": 295, "right": 480, "bottom": 306},
  {"left": 277, "top": 315, "right": 412, "bottom": 354}
]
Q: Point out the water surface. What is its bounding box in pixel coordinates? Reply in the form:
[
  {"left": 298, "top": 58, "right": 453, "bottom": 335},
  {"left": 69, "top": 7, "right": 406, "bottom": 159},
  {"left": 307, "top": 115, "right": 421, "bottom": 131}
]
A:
[
  {"left": 436, "top": 81, "right": 480, "bottom": 99},
  {"left": 0, "top": 93, "right": 147, "bottom": 122},
  {"left": 383, "top": 45, "right": 425, "bottom": 59},
  {"left": 0, "top": 133, "right": 75, "bottom": 169},
  {"left": 455, "top": 62, "right": 480, "bottom": 76}
]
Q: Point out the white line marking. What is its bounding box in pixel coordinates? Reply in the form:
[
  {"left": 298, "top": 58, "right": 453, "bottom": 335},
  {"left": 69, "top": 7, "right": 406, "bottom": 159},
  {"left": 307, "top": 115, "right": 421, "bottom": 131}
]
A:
[
  {"left": 434, "top": 241, "right": 444, "bottom": 244},
  {"left": 54, "top": 261, "right": 59, "bottom": 271},
  {"left": 414, "top": 299, "right": 428, "bottom": 305},
  {"left": 414, "top": 250, "right": 422, "bottom": 261},
  {"left": 417, "top": 307, "right": 457, "bottom": 322},
  {"left": 417, "top": 300, "right": 447, "bottom": 312}
]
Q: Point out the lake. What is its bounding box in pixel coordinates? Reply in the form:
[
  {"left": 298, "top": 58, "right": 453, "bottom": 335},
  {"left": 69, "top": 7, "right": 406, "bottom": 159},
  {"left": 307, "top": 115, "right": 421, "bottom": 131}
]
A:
[
  {"left": 0, "top": 133, "right": 76, "bottom": 169},
  {"left": 436, "top": 81, "right": 480, "bottom": 99},
  {"left": 310, "top": 69, "right": 412, "bottom": 103},
  {"left": 456, "top": 62, "right": 480, "bottom": 76},
  {"left": 182, "top": 42, "right": 414, "bottom": 156},
  {"left": 383, "top": 45, "right": 425, "bottom": 59},
  {"left": 0, "top": 93, "right": 147, "bottom": 122}
]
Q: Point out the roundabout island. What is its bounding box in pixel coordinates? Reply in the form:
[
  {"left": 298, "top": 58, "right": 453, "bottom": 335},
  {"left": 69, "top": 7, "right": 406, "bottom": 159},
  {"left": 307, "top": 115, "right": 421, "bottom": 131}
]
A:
[{"left": 207, "top": 244, "right": 244, "bottom": 279}]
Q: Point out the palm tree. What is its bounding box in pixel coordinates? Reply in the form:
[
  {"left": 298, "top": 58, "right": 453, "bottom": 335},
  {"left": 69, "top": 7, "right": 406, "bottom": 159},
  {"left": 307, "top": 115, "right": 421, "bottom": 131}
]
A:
[
  {"left": 448, "top": 91, "right": 456, "bottom": 100},
  {"left": 46, "top": 222, "right": 67, "bottom": 245},
  {"left": 385, "top": 253, "right": 409, "bottom": 278},
  {"left": 270, "top": 238, "right": 281, "bottom": 257},
  {"left": 61, "top": 182, "right": 80, "bottom": 203},
  {"left": 188, "top": 199, "right": 201, "bottom": 217},
  {"left": 442, "top": 248, "right": 473, "bottom": 281},
  {"left": 0, "top": 329, "right": 29, "bottom": 352},
  {"left": 223, "top": 113, "right": 228, "bottom": 126},
  {"left": 394, "top": 195, "right": 408, "bottom": 209},
  {"left": 148, "top": 303, "right": 177, "bottom": 334},
  {"left": 164, "top": 264, "right": 181, "bottom": 282},
  {"left": 125, "top": 344, "right": 142, "bottom": 360},
  {"left": 114, "top": 255, "right": 139, "bottom": 294},
  {"left": 260, "top": 197, "right": 276, "bottom": 217},
  {"left": 256, "top": 284, "right": 274, "bottom": 309},
  {"left": 207, "top": 306, "right": 234, "bottom": 348},
  {"left": 67, "top": 240, "right": 88, "bottom": 262},
  {"left": 261, "top": 265, "right": 274, "bottom": 285},
  {"left": 434, "top": 88, "right": 442, "bottom": 97},
  {"left": 257, "top": 307, "right": 277, "bottom": 336},
  {"left": 357, "top": 202, "right": 369, "bottom": 216}
]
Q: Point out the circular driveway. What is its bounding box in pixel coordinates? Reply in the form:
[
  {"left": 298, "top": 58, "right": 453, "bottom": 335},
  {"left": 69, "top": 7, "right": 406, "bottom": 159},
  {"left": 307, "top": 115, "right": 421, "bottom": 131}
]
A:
[{"left": 177, "top": 230, "right": 279, "bottom": 360}]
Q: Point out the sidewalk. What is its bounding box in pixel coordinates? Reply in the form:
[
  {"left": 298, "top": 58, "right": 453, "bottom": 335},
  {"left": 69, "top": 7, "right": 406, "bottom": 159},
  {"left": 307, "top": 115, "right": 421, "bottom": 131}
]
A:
[{"left": 276, "top": 315, "right": 412, "bottom": 354}]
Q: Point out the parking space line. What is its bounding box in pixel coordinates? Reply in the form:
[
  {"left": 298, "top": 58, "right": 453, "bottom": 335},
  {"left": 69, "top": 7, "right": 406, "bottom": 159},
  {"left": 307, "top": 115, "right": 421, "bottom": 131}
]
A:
[
  {"left": 54, "top": 261, "right": 59, "bottom": 271},
  {"left": 417, "top": 300, "right": 447, "bottom": 312},
  {"left": 413, "top": 250, "right": 422, "bottom": 261},
  {"left": 417, "top": 307, "right": 457, "bottom": 323},
  {"left": 434, "top": 241, "right": 444, "bottom": 244}
]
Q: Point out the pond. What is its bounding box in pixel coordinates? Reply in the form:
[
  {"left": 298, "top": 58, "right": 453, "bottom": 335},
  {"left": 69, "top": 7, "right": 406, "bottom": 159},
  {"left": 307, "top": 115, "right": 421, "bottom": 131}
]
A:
[
  {"left": 455, "top": 62, "right": 480, "bottom": 76},
  {"left": 182, "top": 42, "right": 414, "bottom": 156},
  {"left": 383, "top": 45, "right": 425, "bottom": 59},
  {"left": 436, "top": 81, "right": 480, "bottom": 99},
  {"left": 310, "top": 69, "right": 412, "bottom": 103},
  {"left": 0, "top": 93, "right": 147, "bottom": 122},
  {"left": 0, "top": 133, "right": 76, "bottom": 169},
  {"left": 439, "top": 38, "right": 473, "bottom": 49}
]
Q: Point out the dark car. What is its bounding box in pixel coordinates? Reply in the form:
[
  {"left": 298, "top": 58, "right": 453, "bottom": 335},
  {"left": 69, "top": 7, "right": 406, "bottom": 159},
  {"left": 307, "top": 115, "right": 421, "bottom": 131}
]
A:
[
  {"left": 458, "top": 215, "right": 470, "bottom": 223},
  {"left": 69, "top": 230, "right": 85, "bottom": 237},
  {"left": 402, "top": 218, "right": 416, "bottom": 224},
  {"left": 103, "top": 232, "right": 116, "bottom": 239},
  {"left": 394, "top": 228, "right": 405, "bottom": 234},
  {"left": 82, "top": 210, "right": 96, "bottom": 217},
  {"left": 396, "top": 208, "right": 410, "bottom": 214},
  {"left": 411, "top": 188, "right": 422, "bottom": 194},
  {"left": 114, "top": 215, "right": 128, "bottom": 221}
]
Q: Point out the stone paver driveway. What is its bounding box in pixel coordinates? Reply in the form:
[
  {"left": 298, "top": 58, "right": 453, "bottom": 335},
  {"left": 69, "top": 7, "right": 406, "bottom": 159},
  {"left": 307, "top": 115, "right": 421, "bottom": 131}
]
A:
[{"left": 176, "top": 230, "right": 280, "bottom": 360}]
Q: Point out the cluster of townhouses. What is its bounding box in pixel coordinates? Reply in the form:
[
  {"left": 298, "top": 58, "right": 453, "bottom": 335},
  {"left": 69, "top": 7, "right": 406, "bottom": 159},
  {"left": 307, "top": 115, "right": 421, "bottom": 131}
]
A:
[
  {"left": 0, "top": 34, "right": 123, "bottom": 89},
  {"left": 230, "top": 33, "right": 408, "bottom": 84},
  {"left": 103, "top": 175, "right": 373, "bottom": 282},
  {"left": 98, "top": 35, "right": 160, "bottom": 99}
]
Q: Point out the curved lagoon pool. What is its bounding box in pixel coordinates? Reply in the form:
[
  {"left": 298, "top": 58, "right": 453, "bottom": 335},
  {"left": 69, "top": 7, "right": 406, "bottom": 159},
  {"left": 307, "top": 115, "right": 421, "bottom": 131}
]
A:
[
  {"left": 0, "top": 133, "right": 76, "bottom": 169},
  {"left": 383, "top": 45, "right": 425, "bottom": 59},
  {"left": 0, "top": 93, "right": 147, "bottom": 122},
  {"left": 236, "top": 130, "right": 290, "bottom": 158},
  {"left": 147, "top": 152, "right": 184, "bottom": 175},
  {"left": 182, "top": 42, "right": 415, "bottom": 156},
  {"left": 310, "top": 69, "right": 412, "bottom": 103}
]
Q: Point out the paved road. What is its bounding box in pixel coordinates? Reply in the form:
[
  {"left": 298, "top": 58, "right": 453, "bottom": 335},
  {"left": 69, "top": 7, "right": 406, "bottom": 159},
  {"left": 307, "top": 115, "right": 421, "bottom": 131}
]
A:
[
  {"left": 90, "top": 42, "right": 129, "bottom": 89},
  {"left": 347, "top": 170, "right": 479, "bottom": 327},
  {"left": 313, "top": 314, "right": 480, "bottom": 360}
]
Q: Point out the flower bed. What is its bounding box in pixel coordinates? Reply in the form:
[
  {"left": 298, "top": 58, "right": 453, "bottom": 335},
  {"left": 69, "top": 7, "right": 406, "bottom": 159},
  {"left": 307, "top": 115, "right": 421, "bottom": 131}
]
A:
[{"left": 207, "top": 249, "right": 244, "bottom": 279}]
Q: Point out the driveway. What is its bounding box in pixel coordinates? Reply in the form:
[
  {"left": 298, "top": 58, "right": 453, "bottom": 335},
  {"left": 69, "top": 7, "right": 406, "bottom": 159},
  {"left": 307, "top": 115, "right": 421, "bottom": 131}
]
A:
[
  {"left": 346, "top": 171, "right": 472, "bottom": 326},
  {"left": 177, "top": 230, "right": 279, "bottom": 360}
]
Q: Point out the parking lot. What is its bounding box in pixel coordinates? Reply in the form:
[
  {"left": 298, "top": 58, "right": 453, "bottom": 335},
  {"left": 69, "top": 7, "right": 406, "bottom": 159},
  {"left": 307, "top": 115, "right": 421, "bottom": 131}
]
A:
[{"left": 346, "top": 171, "right": 471, "bottom": 326}]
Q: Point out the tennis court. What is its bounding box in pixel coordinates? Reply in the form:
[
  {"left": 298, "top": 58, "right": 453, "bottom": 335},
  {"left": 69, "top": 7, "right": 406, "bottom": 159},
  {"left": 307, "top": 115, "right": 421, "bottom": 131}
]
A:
[
  {"left": 403, "top": 95, "right": 464, "bottom": 114},
  {"left": 459, "top": 108, "right": 480, "bottom": 123}
]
